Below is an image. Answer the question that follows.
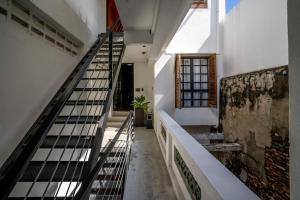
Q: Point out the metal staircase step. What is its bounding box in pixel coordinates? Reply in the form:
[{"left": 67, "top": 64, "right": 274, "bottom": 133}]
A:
[
  {"left": 74, "top": 88, "right": 109, "bottom": 92},
  {"left": 40, "top": 136, "right": 95, "bottom": 148},
  {"left": 55, "top": 116, "right": 102, "bottom": 124},
  {"left": 102, "top": 44, "right": 123, "bottom": 48},
  {"left": 9, "top": 198, "right": 74, "bottom": 200},
  {"left": 100, "top": 47, "right": 123, "bottom": 50},
  {"left": 65, "top": 100, "right": 106, "bottom": 106},
  {"left": 95, "top": 55, "right": 120, "bottom": 58},
  {"left": 107, "top": 116, "right": 127, "bottom": 122},
  {"left": 90, "top": 188, "right": 122, "bottom": 195},
  {"left": 95, "top": 53, "right": 120, "bottom": 57},
  {"left": 106, "top": 122, "right": 123, "bottom": 128},
  {"left": 112, "top": 111, "right": 130, "bottom": 117},
  {"left": 53, "top": 100, "right": 105, "bottom": 106},
  {"left": 80, "top": 77, "right": 109, "bottom": 80},
  {"left": 92, "top": 180, "right": 121, "bottom": 189},
  {"left": 99, "top": 152, "right": 125, "bottom": 157},
  {"left": 20, "top": 161, "right": 87, "bottom": 182},
  {"left": 89, "top": 195, "right": 121, "bottom": 200},
  {"left": 91, "top": 61, "right": 110, "bottom": 64},
  {"left": 98, "top": 49, "right": 122, "bottom": 53},
  {"left": 97, "top": 174, "right": 123, "bottom": 181},
  {"left": 20, "top": 161, "right": 124, "bottom": 182},
  {"left": 86, "top": 68, "right": 110, "bottom": 71}
]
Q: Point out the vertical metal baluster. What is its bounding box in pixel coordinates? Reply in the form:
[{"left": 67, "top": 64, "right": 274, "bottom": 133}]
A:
[{"left": 109, "top": 32, "right": 113, "bottom": 89}]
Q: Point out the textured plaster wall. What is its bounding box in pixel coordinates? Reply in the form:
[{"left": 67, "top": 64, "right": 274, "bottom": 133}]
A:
[{"left": 220, "top": 66, "right": 289, "bottom": 200}]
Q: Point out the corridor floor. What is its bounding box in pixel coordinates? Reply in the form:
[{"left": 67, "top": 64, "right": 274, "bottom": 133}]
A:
[{"left": 123, "top": 127, "right": 177, "bottom": 200}]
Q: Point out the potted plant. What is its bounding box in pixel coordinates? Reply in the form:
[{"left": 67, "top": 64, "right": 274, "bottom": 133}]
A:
[{"left": 132, "top": 95, "right": 150, "bottom": 126}]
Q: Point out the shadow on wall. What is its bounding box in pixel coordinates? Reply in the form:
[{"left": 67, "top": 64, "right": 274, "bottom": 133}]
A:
[{"left": 154, "top": 54, "right": 174, "bottom": 114}]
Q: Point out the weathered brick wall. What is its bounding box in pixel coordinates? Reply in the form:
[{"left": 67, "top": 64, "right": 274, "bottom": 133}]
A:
[{"left": 220, "top": 66, "right": 289, "bottom": 199}]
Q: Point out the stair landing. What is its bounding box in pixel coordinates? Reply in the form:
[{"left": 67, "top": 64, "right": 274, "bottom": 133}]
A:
[{"left": 102, "top": 111, "right": 130, "bottom": 147}]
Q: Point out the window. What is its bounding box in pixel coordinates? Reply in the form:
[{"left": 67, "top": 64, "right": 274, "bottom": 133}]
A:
[
  {"left": 181, "top": 57, "right": 208, "bottom": 107},
  {"left": 175, "top": 54, "right": 217, "bottom": 108},
  {"left": 191, "top": 0, "right": 208, "bottom": 9}
]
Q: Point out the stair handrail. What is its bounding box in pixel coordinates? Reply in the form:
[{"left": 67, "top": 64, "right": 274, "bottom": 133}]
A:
[
  {"left": 73, "top": 111, "right": 134, "bottom": 200},
  {"left": 85, "top": 18, "right": 125, "bottom": 173},
  {"left": 0, "top": 17, "right": 123, "bottom": 199}
]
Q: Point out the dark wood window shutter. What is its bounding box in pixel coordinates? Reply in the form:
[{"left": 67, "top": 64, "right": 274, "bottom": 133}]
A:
[
  {"left": 191, "top": 0, "right": 208, "bottom": 8},
  {"left": 175, "top": 54, "right": 182, "bottom": 108},
  {"left": 208, "top": 54, "right": 217, "bottom": 107}
]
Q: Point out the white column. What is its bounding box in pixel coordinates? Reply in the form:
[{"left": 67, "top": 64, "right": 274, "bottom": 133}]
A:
[{"left": 288, "top": 0, "right": 300, "bottom": 199}]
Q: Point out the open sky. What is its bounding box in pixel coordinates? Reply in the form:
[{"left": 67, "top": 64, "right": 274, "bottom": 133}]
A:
[{"left": 226, "top": 0, "right": 240, "bottom": 13}]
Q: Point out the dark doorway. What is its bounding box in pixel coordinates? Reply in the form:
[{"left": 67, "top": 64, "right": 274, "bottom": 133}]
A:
[{"left": 113, "top": 63, "right": 134, "bottom": 111}]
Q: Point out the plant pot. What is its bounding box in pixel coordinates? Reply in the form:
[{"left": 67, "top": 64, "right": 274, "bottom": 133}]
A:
[{"left": 134, "top": 108, "right": 144, "bottom": 127}]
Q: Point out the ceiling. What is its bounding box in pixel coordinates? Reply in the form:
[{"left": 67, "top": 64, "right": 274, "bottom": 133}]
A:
[
  {"left": 122, "top": 44, "right": 151, "bottom": 63},
  {"left": 115, "top": 0, "right": 194, "bottom": 62},
  {"left": 115, "top": 0, "right": 159, "bottom": 31}
]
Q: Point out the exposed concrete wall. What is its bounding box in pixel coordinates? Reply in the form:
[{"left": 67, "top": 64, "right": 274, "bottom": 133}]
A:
[
  {"left": 223, "top": 0, "right": 288, "bottom": 77},
  {"left": 0, "top": 0, "right": 106, "bottom": 167},
  {"left": 220, "top": 66, "right": 289, "bottom": 199},
  {"left": 288, "top": 0, "right": 300, "bottom": 199}
]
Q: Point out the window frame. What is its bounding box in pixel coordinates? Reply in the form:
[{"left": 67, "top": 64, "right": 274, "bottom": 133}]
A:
[
  {"left": 191, "top": 0, "right": 208, "bottom": 9},
  {"left": 180, "top": 56, "right": 209, "bottom": 108}
]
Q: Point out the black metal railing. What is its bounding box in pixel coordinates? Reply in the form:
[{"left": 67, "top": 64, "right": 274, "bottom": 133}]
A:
[
  {"left": 0, "top": 18, "right": 125, "bottom": 199},
  {"left": 74, "top": 111, "right": 134, "bottom": 200}
]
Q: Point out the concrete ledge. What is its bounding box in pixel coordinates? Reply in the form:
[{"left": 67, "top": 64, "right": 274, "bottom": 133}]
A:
[{"left": 202, "top": 143, "right": 241, "bottom": 152}]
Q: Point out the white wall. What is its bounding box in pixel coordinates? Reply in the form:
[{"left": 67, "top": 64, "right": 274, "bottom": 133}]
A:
[
  {"left": 154, "top": 54, "right": 175, "bottom": 115},
  {"left": 133, "top": 62, "right": 154, "bottom": 112},
  {"left": 0, "top": 0, "right": 106, "bottom": 167},
  {"left": 150, "top": 0, "right": 194, "bottom": 60},
  {"left": 166, "top": 0, "right": 218, "bottom": 54},
  {"left": 153, "top": 0, "right": 221, "bottom": 126},
  {"left": 31, "top": 0, "right": 106, "bottom": 52},
  {"left": 288, "top": 0, "right": 300, "bottom": 199},
  {"left": 223, "top": 0, "right": 288, "bottom": 77}
]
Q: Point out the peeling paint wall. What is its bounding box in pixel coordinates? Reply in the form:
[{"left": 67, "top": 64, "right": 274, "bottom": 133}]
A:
[{"left": 220, "top": 66, "right": 289, "bottom": 200}]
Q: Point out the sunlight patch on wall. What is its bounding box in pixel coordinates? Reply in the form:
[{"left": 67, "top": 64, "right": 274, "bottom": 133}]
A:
[
  {"left": 154, "top": 53, "right": 172, "bottom": 77},
  {"left": 165, "top": 8, "right": 211, "bottom": 54}
]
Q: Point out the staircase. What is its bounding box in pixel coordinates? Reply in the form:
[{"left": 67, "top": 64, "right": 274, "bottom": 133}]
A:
[
  {"left": 107, "top": 111, "right": 129, "bottom": 128},
  {"left": 0, "top": 20, "right": 134, "bottom": 200}
]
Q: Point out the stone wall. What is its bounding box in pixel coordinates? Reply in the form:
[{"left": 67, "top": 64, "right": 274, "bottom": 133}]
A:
[{"left": 220, "top": 66, "right": 289, "bottom": 200}]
